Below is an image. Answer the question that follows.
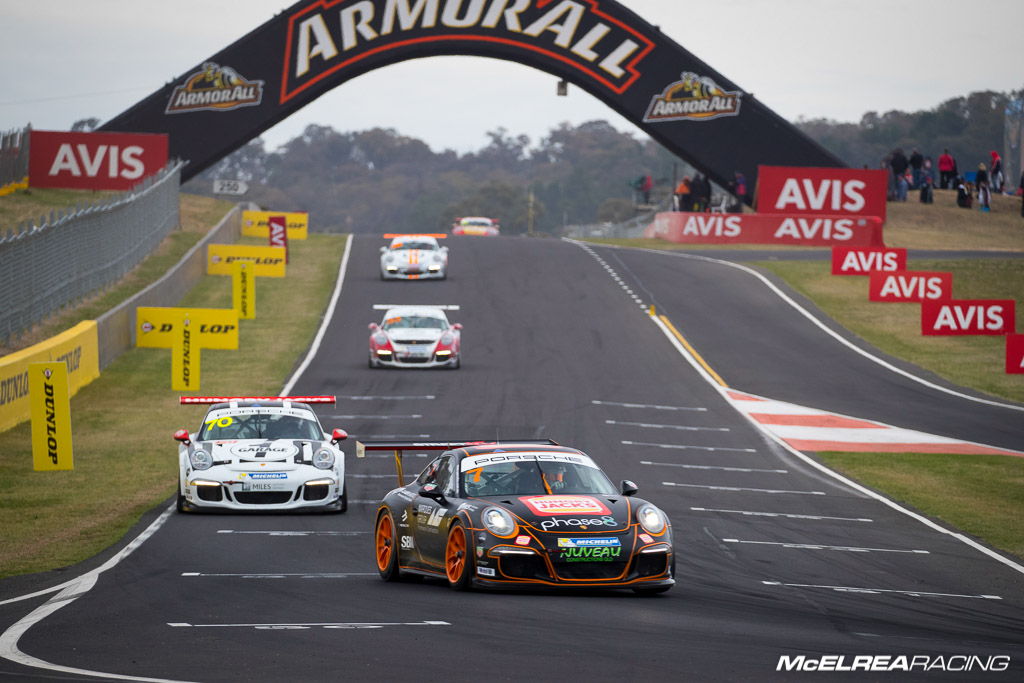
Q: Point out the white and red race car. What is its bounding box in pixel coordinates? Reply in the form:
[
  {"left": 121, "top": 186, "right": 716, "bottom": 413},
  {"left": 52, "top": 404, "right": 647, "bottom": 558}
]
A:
[
  {"left": 379, "top": 234, "right": 448, "bottom": 280},
  {"left": 174, "top": 396, "right": 348, "bottom": 513},
  {"left": 368, "top": 305, "right": 462, "bottom": 369},
  {"left": 451, "top": 216, "right": 500, "bottom": 236}
]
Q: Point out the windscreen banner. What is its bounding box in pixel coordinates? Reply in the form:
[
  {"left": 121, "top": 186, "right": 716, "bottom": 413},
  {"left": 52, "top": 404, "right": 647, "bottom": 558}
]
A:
[
  {"left": 28, "top": 130, "right": 168, "bottom": 191},
  {"left": 756, "top": 167, "right": 888, "bottom": 222},
  {"left": 645, "top": 213, "right": 883, "bottom": 247}
]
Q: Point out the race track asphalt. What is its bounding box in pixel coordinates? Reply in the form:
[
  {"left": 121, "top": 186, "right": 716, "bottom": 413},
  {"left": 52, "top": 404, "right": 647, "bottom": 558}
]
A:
[{"left": 2, "top": 235, "right": 1022, "bottom": 682}]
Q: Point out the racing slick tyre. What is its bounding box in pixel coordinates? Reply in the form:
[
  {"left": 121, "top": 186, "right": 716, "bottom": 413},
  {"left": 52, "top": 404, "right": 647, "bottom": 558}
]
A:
[
  {"left": 175, "top": 481, "right": 187, "bottom": 513},
  {"left": 375, "top": 509, "right": 401, "bottom": 581},
  {"left": 368, "top": 354, "right": 379, "bottom": 369},
  {"left": 339, "top": 485, "right": 348, "bottom": 513},
  {"left": 444, "top": 522, "right": 474, "bottom": 590},
  {"left": 450, "top": 354, "right": 460, "bottom": 370}
]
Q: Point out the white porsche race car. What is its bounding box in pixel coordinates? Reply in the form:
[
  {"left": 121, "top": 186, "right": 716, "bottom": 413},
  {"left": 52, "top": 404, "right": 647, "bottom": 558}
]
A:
[
  {"left": 174, "top": 396, "right": 348, "bottom": 513},
  {"left": 379, "top": 234, "right": 448, "bottom": 280},
  {"left": 368, "top": 305, "right": 462, "bottom": 369}
]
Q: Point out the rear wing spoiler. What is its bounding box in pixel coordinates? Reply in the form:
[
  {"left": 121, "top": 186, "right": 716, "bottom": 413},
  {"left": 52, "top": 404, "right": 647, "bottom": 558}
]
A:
[
  {"left": 356, "top": 438, "right": 559, "bottom": 486},
  {"left": 372, "top": 304, "right": 460, "bottom": 311}
]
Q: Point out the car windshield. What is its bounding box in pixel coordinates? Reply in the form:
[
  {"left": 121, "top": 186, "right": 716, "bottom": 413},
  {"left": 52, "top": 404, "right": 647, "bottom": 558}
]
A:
[
  {"left": 462, "top": 460, "right": 617, "bottom": 497},
  {"left": 382, "top": 315, "right": 446, "bottom": 330},
  {"left": 391, "top": 241, "right": 436, "bottom": 250},
  {"left": 199, "top": 413, "right": 323, "bottom": 441}
]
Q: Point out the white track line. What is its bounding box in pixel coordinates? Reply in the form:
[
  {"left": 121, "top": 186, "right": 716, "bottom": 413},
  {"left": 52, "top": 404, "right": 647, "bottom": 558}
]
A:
[
  {"left": 762, "top": 581, "right": 1001, "bottom": 600},
  {"left": 663, "top": 481, "right": 825, "bottom": 495},
  {"left": 641, "top": 460, "right": 786, "bottom": 473},
  {"left": 1, "top": 236, "right": 358, "bottom": 680},
  {"left": 691, "top": 507, "right": 873, "bottom": 522},
  {"left": 568, "top": 239, "right": 1024, "bottom": 578},
  {"left": 723, "top": 539, "right": 928, "bottom": 554}
]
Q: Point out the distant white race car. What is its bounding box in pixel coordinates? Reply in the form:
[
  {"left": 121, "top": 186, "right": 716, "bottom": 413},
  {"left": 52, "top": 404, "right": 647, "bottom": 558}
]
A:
[
  {"left": 451, "top": 216, "right": 500, "bottom": 236},
  {"left": 379, "top": 234, "right": 448, "bottom": 280},
  {"left": 368, "top": 304, "right": 462, "bottom": 369},
  {"left": 174, "top": 396, "right": 348, "bottom": 513}
]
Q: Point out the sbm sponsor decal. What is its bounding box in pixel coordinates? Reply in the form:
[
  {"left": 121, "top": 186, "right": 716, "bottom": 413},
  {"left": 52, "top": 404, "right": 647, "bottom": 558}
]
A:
[
  {"left": 643, "top": 71, "right": 741, "bottom": 122},
  {"left": 166, "top": 62, "right": 264, "bottom": 114}
]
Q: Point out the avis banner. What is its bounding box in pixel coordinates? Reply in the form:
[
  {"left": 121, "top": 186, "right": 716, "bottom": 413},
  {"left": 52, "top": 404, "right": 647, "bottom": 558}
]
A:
[
  {"left": 756, "top": 166, "right": 888, "bottom": 222},
  {"left": 28, "top": 130, "right": 169, "bottom": 191},
  {"left": 645, "top": 212, "right": 884, "bottom": 247}
]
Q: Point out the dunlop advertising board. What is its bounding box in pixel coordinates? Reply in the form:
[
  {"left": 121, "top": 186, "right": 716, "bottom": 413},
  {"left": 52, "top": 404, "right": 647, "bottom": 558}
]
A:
[
  {"left": 0, "top": 321, "right": 100, "bottom": 433},
  {"left": 232, "top": 261, "right": 256, "bottom": 319},
  {"left": 242, "top": 210, "right": 309, "bottom": 239},
  {"left": 136, "top": 307, "right": 240, "bottom": 349},
  {"left": 100, "top": 0, "right": 843, "bottom": 198},
  {"left": 30, "top": 362, "right": 74, "bottom": 471},
  {"left": 207, "top": 245, "right": 287, "bottom": 277}
]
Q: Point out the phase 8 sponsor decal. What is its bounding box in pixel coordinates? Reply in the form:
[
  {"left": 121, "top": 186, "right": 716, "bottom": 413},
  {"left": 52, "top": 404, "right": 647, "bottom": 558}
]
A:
[
  {"left": 868, "top": 271, "right": 952, "bottom": 302},
  {"left": 921, "top": 300, "right": 1016, "bottom": 336},
  {"left": 831, "top": 247, "right": 907, "bottom": 275},
  {"left": 539, "top": 515, "right": 617, "bottom": 531},
  {"left": 521, "top": 495, "right": 610, "bottom": 516}
]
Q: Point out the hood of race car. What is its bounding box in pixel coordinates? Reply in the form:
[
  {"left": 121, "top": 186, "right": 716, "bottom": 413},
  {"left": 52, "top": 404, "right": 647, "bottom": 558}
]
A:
[
  {"left": 198, "top": 439, "right": 316, "bottom": 471},
  {"left": 491, "top": 494, "right": 634, "bottom": 534},
  {"left": 386, "top": 328, "right": 443, "bottom": 344}
]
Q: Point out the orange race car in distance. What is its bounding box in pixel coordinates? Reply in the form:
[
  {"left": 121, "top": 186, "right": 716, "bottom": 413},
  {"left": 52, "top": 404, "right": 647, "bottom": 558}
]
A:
[
  {"left": 366, "top": 440, "right": 675, "bottom": 594},
  {"left": 451, "top": 216, "right": 500, "bottom": 236}
]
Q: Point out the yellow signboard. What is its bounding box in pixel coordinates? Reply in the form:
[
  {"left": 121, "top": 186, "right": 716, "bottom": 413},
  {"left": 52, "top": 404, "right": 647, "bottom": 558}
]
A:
[
  {"left": 30, "top": 362, "right": 74, "bottom": 470},
  {"left": 0, "top": 321, "right": 99, "bottom": 433},
  {"left": 207, "top": 244, "right": 286, "bottom": 277},
  {"left": 232, "top": 260, "right": 255, "bottom": 319},
  {"left": 172, "top": 315, "right": 200, "bottom": 392},
  {"left": 136, "top": 308, "right": 238, "bottom": 349},
  {"left": 241, "top": 210, "right": 309, "bottom": 239}
]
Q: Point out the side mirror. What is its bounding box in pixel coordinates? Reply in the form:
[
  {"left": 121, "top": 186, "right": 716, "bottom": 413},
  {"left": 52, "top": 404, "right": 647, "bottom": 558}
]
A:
[
  {"left": 174, "top": 429, "right": 191, "bottom": 444},
  {"left": 379, "top": 246, "right": 387, "bottom": 253},
  {"left": 419, "top": 483, "right": 447, "bottom": 503},
  {"left": 368, "top": 322, "right": 379, "bottom": 331},
  {"left": 452, "top": 323, "right": 463, "bottom": 330},
  {"left": 331, "top": 428, "right": 348, "bottom": 443},
  {"left": 620, "top": 480, "right": 638, "bottom": 496}
]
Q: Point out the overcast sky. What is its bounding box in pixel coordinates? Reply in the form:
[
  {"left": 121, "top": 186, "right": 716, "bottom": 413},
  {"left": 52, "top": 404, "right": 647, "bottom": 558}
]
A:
[{"left": 2, "top": 0, "right": 1021, "bottom": 153}]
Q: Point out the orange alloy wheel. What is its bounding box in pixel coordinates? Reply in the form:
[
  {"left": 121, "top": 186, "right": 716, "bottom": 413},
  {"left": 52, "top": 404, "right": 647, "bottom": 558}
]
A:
[
  {"left": 445, "top": 525, "right": 467, "bottom": 583},
  {"left": 376, "top": 513, "right": 395, "bottom": 572}
]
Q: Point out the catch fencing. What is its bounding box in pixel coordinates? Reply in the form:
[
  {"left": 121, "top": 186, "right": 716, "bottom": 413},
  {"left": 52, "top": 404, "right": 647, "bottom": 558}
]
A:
[
  {"left": 0, "top": 161, "right": 185, "bottom": 343},
  {"left": 0, "top": 126, "right": 30, "bottom": 190}
]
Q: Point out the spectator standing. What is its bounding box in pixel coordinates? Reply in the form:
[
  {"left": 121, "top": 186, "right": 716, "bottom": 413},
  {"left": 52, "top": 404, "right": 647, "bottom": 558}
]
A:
[
  {"left": 1019, "top": 169, "right": 1023, "bottom": 217},
  {"left": 908, "top": 149, "right": 924, "bottom": 188},
  {"left": 726, "top": 171, "right": 747, "bottom": 212},
  {"left": 990, "top": 151, "right": 1004, "bottom": 194},
  {"left": 919, "top": 174, "right": 934, "bottom": 204},
  {"left": 640, "top": 174, "right": 653, "bottom": 204},
  {"left": 976, "top": 163, "right": 991, "bottom": 212},
  {"left": 889, "top": 148, "right": 909, "bottom": 191},
  {"left": 674, "top": 176, "right": 692, "bottom": 211},
  {"left": 923, "top": 156, "right": 935, "bottom": 187},
  {"left": 938, "top": 149, "right": 956, "bottom": 189}
]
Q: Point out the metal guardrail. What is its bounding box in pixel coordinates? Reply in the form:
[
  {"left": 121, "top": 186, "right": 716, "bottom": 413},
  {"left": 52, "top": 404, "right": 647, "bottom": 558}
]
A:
[
  {"left": 0, "top": 126, "right": 30, "bottom": 190},
  {"left": 0, "top": 161, "right": 185, "bottom": 344}
]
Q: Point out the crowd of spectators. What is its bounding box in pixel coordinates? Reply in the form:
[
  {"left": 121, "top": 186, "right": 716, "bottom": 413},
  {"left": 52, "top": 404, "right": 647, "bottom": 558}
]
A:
[{"left": 885, "top": 147, "right": 1020, "bottom": 214}]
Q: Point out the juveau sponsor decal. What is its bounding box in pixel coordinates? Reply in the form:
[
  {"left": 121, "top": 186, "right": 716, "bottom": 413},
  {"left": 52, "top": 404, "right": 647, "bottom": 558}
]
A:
[
  {"left": 643, "top": 71, "right": 741, "bottom": 122},
  {"left": 281, "top": 0, "right": 656, "bottom": 102}
]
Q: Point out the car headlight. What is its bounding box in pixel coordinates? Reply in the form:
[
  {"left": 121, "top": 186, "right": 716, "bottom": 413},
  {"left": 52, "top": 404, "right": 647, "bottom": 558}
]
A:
[
  {"left": 313, "top": 448, "right": 336, "bottom": 470},
  {"left": 637, "top": 503, "right": 667, "bottom": 534},
  {"left": 482, "top": 506, "right": 517, "bottom": 538},
  {"left": 189, "top": 449, "right": 213, "bottom": 471}
]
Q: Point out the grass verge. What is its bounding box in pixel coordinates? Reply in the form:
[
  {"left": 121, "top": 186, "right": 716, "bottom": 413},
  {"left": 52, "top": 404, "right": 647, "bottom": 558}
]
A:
[
  {"left": 817, "top": 452, "right": 1024, "bottom": 560},
  {"left": 0, "top": 231, "right": 347, "bottom": 578}
]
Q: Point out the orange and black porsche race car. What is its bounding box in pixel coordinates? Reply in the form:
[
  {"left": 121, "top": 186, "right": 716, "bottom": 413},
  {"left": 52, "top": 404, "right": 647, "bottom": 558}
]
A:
[{"left": 363, "top": 439, "right": 674, "bottom": 593}]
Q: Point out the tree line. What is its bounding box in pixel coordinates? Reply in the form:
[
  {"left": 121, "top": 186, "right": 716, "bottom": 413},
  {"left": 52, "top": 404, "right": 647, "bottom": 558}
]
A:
[{"left": 181, "top": 88, "right": 1020, "bottom": 234}]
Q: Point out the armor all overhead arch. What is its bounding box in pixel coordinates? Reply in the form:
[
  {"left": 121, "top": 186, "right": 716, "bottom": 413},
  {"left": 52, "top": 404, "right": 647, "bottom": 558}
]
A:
[{"left": 101, "top": 0, "right": 843, "bottom": 195}]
